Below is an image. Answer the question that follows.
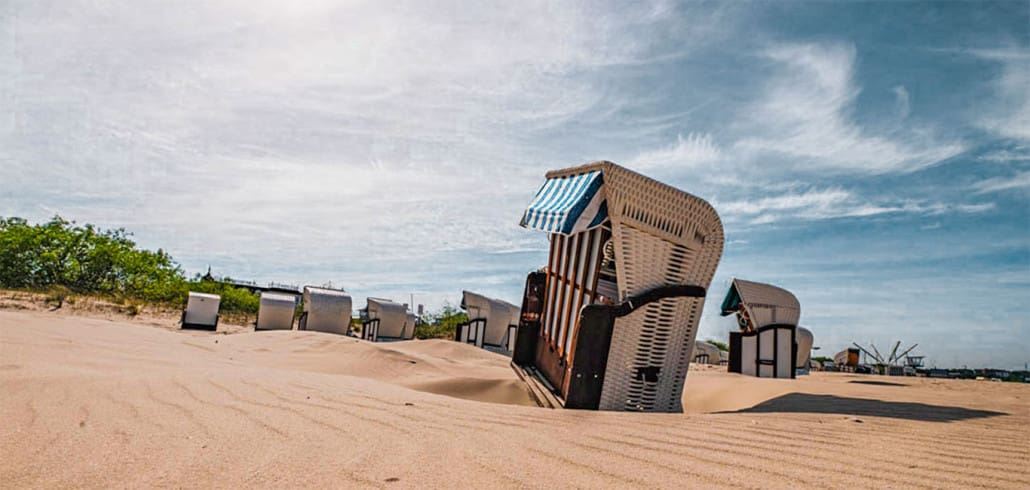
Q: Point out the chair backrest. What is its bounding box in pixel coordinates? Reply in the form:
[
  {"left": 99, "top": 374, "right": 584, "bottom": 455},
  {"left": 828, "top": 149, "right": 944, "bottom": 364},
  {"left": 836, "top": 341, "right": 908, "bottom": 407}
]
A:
[
  {"left": 184, "top": 292, "right": 220, "bottom": 327},
  {"left": 366, "top": 298, "right": 413, "bottom": 340},
  {"left": 302, "top": 287, "right": 352, "bottom": 335},
  {"left": 256, "top": 292, "right": 296, "bottom": 330}
]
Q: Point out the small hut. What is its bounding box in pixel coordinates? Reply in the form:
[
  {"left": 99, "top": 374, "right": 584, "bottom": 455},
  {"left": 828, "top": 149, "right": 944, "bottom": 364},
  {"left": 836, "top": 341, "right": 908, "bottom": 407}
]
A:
[
  {"left": 299, "top": 286, "right": 352, "bottom": 335},
  {"left": 256, "top": 292, "right": 296, "bottom": 331},
  {"left": 722, "top": 278, "right": 803, "bottom": 379},
  {"left": 456, "top": 291, "right": 520, "bottom": 352},
  {"left": 181, "top": 292, "right": 220, "bottom": 330},
  {"left": 361, "top": 298, "right": 416, "bottom": 342}
]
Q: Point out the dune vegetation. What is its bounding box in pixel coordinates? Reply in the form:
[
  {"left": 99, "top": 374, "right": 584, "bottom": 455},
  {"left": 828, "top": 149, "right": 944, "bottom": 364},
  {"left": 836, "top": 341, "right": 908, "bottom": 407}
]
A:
[{"left": 0, "top": 216, "right": 467, "bottom": 334}]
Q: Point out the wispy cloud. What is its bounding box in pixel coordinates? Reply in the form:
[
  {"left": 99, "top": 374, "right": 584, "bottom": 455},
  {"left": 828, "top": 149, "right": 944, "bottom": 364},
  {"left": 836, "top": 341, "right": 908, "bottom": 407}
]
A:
[
  {"left": 972, "top": 170, "right": 1030, "bottom": 194},
  {"left": 716, "top": 188, "right": 994, "bottom": 225},
  {"left": 732, "top": 42, "right": 965, "bottom": 174},
  {"left": 971, "top": 48, "right": 1030, "bottom": 142}
]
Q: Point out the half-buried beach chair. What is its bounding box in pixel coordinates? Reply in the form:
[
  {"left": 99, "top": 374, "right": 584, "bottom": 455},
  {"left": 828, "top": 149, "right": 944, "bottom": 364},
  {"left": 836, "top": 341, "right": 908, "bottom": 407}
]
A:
[
  {"left": 692, "top": 341, "right": 722, "bottom": 365},
  {"left": 255, "top": 292, "right": 297, "bottom": 331},
  {"left": 181, "top": 292, "right": 220, "bottom": 330},
  {"left": 361, "top": 298, "right": 416, "bottom": 342},
  {"left": 510, "top": 161, "right": 724, "bottom": 412},
  {"left": 795, "top": 326, "right": 814, "bottom": 375},
  {"left": 298, "top": 286, "right": 352, "bottom": 335},
  {"left": 456, "top": 290, "right": 520, "bottom": 353},
  {"left": 722, "top": 278, "right": 807, "bottom": 379}
]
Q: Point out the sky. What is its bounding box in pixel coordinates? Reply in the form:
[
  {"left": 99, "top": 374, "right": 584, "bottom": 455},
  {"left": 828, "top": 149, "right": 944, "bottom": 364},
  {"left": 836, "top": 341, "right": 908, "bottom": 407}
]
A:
[{"left": 2, "top": 1, "right": 1028, "bottom": 369}]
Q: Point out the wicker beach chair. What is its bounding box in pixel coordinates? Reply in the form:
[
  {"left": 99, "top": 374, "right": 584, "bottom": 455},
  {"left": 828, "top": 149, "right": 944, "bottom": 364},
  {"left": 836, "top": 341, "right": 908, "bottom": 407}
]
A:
[
  {"left": 456, "top": 290, "right": 520, "bottom": 353},
  {"left": 181, "top": 292, "right": 220, "bottom": 330},
  {"left": 298, "top": 286, "right": 352, "bottom": 335},
  {"left": 255, "top": 292, "right": 297, "bottom": 331},
  {"left": 721, "top": 279, "right": 803, "bottom": 378},
  {"left": 692, "top": 341, "right": 722, "bottom": 365},
  {"left": 361, "top": 298, "right": 415, "bottom": 342},
  {"left": 511, "top": 161, "right": 724, "bottom": 412}
]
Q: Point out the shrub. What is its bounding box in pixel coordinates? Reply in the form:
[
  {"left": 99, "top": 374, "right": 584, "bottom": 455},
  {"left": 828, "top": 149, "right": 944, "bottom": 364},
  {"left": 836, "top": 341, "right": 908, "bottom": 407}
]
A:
[{"left": 415, "top": 303, "right": 467, "bottom": 340}]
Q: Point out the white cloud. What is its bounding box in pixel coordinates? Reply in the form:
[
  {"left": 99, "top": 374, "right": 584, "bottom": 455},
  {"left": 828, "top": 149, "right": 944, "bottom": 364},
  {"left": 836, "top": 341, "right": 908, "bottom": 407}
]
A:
[
  {"left": 630, "top": 132, "right": 721, "bottom": 170},
  {"left": 978, "top": 146, "right": 1030, "bottom": 163},
  {"left": 715, "top": 187, "right": 994, "bottom": 225},
  {"left": 970, "top": 48, "right": 1030, "bottom": 142},
  {"left": 972, "top": 170, "right": 1030, "bottom": 194},
  {"left": 892, "top": 85, "right": 911, "bottom": 119},
  {"left": 733, "top": 43, "right": 965, "bottom": 174}
]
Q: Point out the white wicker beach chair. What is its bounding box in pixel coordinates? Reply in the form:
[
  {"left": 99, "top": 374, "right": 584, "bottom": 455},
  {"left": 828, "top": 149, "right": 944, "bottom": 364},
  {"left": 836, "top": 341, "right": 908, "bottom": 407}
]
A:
[
  {"left": 362, "top": 298, "right": 415, "bottom": 342},
  {"left": 795, "top": 326, "right": 814, "bottom": 375},
  {"left": 299, "top": 286, "right": 352, "bottom": 335},
  {"left": 181, "top": 292, "right": 220, "bottom": 330},
  {"left": 721, "top": 278, "right": 803, "bottom": 378},
  {"left": 256, "top": 292, "right": 297, "bottom": 331},
  {"left": 510, "top": 161, "right": 724, "bottom": 412},
  {"left": 457, "top": 291, "right": 520, "bottom": 353}
]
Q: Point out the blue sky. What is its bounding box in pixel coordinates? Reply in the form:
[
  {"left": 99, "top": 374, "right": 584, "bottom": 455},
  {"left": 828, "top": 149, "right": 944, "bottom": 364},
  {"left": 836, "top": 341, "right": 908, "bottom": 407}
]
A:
[{"left": 2, "top": 1, "right": 1027, "bottom": 368}]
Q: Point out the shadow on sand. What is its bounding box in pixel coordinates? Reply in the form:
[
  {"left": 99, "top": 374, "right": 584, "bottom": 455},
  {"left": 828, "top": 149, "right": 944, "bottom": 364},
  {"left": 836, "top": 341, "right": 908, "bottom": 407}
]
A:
[
  {"left": 723, "top": 393, "right": 1007, "bottom": 422},
  {"left": 848, "top": 380, "right": 908, "bottom": 387}
]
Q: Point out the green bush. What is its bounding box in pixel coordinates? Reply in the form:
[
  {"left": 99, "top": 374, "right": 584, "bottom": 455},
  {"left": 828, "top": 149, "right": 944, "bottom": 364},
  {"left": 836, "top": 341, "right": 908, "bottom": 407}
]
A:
[
  {"left": 0, "top": 216, "right": 186, "bottom": 300},
  {"left": 415, "top": 303, "right": 468, "bottom": 340},
  {"left": 185, "top": 278, "right": 259, "bottom": 314},
  {"left": 0, "top": 216, "right": 261, "bottom": 314}
]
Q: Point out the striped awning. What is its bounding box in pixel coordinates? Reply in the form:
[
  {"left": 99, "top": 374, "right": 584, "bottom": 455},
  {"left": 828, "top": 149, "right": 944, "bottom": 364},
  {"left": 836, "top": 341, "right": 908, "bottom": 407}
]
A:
[{"left": 520, "top": 170, "right": 608, "bottom": 235}]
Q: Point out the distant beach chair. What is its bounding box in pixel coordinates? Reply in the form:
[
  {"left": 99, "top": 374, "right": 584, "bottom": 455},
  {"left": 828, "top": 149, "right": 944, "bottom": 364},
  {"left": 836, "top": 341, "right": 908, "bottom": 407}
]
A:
[
  {"left": 181, "top": 292, "right": 220, "bottom": 330},
  {"left": 298, "top": 286, "right": 352, "bottom": 335},
  {"left": 510, "top": 161, "right": 724, "bottom": 412},
  {"left": 255, "top": 292, "right": 297, "bottom": 331},
  {"left": 692, "top": 341, "right": 722, "bottom": 365},
  {"left": 795, "top": 326, "right": 814, "bottom": 375},
  {"left": 361, "top": 298, "right": 416, "bottom": 342},
  {"left": 456, "top": 290, "right": 520, "bottom": 353},
  {"left": 721, "top": 278, "right": 804, "bottom": 379}
]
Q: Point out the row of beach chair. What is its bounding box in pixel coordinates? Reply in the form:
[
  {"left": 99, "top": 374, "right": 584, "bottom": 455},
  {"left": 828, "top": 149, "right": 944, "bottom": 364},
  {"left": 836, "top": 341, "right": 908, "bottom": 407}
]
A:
[{"left": 180, "top": 161, "right": 814, "bottom": 413}]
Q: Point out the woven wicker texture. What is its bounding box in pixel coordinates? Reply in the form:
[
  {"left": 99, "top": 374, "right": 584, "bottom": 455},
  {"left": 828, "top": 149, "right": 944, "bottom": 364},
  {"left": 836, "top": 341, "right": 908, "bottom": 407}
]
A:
[{"left": 567, "top": 162, "right": 724, "bottom": 412}]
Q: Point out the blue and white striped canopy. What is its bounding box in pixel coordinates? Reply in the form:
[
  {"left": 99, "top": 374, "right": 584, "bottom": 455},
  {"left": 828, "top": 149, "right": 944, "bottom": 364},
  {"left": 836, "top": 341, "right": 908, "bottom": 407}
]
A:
[{"left": 520, "top": 170, "right": 609, "bottom": 235}]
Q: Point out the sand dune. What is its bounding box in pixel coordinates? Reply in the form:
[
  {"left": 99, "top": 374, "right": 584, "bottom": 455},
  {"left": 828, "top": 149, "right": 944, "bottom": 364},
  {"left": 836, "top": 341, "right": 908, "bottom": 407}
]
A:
[{"left": 2, "top": 310, "right": 1028, "bottom": 488}]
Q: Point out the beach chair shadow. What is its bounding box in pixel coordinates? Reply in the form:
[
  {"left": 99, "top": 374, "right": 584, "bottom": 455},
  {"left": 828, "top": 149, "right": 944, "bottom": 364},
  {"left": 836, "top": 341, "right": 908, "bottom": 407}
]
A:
[
  {"left": 723, "top": 393, "right": 1007, "bottom": 422},
  {"left": 848, "top": 380, "right": 908, "bottom": 387}
]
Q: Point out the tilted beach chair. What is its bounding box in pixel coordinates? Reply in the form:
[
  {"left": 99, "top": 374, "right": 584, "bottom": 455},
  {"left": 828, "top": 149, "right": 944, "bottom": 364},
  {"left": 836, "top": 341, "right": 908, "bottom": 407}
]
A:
[
  {"left": 181, "top": 292, "right": 220, "bottom": 330},
  {"left": 255, "top": 292, "right": 297, "bottom": 331},
  {"left": 299, "top": 286, "right": 352, "bottom": 335},
  {"left": 721, "top": 278, "right": 802, "bottom": 378},
  {"left": 456, "top": 290, "right": 520, "bottom": 353},
  {"left": 510, "top": 161, "right": 724, "bottom": 412},
  {"left": 361, "top": 298, "right": 415, "bottom": 342}
]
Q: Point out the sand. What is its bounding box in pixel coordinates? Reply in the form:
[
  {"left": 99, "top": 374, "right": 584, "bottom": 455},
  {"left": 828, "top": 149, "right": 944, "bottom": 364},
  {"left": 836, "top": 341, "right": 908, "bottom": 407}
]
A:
[{"left": 1, "top": 309, "right": 1028, "bottom": 489}]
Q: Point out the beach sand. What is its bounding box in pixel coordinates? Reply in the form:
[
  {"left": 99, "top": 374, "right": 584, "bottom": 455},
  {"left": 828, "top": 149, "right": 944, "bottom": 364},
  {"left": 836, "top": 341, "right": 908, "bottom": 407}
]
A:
[{"left": 2, "top": 309, "right": 1027, "bottom": 488}]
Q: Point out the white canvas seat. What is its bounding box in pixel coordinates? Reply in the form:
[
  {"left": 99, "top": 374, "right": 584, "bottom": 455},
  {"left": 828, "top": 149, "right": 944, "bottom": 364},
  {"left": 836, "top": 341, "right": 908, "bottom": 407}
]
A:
[
  {"left": 362, "top": 298, "right": 415, "bottom": 341},
  {"left": 182, "top": 292, "right": 220, "bottom": 330},
  {"left": 692, "top": 341, "right": 722, "bottom": 365},
  {"left": 722, "top": 278, "right": 809, "bottom": 379},
  {"left": 457, "top": 291, "right": 520, "bottom": 352},
  {"left": 299, "top": 286, "right": 352, "bottom": 335},
  {"left": 510, "top": 161, "right": 724, "bottom": 412},
  {"left": 256, "top": 292, "right": 297, "bottom": 331}
]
